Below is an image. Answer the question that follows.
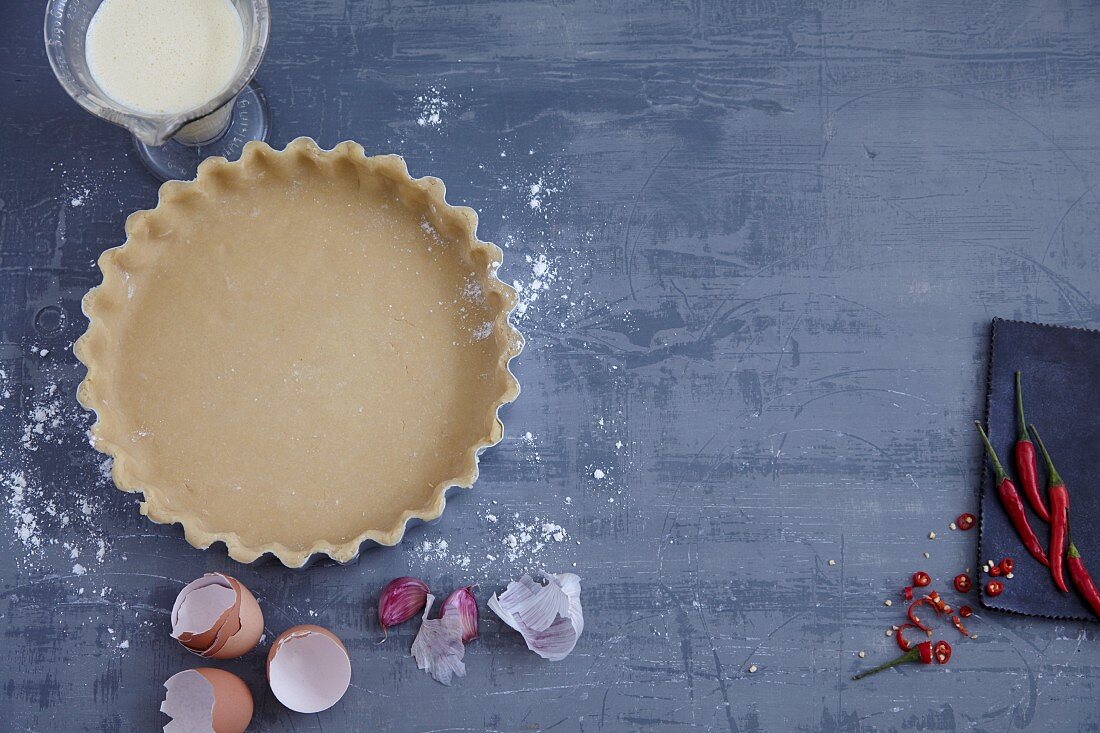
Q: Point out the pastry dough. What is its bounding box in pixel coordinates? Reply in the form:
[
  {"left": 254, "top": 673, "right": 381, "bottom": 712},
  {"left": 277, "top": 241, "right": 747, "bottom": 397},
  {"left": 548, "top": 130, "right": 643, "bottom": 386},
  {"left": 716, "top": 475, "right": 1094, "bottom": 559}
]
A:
[{"left": 76, "top": 138, "right": 522, "bottom": 566}]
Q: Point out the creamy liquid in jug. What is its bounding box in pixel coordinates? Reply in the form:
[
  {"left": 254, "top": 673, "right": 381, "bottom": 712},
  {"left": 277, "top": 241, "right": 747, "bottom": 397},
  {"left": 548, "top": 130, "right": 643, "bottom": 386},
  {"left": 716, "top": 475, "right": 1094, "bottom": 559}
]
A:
[{"left": 85, "top": 0, "right": 245, "bottom": 116}]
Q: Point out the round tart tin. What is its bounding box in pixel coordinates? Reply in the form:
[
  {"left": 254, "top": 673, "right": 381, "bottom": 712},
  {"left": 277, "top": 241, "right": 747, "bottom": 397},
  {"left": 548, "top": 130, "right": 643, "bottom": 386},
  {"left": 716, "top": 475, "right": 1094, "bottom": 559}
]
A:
[{"left": 75, "top": 138, "right": 523, "bottom": 567}]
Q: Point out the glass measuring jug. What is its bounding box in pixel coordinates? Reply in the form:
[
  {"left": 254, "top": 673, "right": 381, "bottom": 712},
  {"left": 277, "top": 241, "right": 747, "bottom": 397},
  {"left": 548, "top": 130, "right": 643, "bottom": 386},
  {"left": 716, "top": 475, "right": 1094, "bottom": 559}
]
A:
[{"left": 45, "top": 0, "right": 271, "bottom": 181}]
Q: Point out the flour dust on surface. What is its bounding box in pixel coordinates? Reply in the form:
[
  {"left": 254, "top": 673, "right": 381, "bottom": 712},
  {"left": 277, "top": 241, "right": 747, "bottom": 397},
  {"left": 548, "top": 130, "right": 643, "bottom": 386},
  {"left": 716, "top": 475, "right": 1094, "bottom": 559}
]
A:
[{"left": 1, "top": 350, "right": 117, "bottom": 585}]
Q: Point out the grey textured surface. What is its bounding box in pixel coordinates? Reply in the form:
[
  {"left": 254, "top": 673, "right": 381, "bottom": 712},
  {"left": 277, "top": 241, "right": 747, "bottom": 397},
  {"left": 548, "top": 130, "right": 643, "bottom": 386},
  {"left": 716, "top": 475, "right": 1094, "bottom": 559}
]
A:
[{"left": 4, "top": 0, "right": 1100, "bottom": 730}]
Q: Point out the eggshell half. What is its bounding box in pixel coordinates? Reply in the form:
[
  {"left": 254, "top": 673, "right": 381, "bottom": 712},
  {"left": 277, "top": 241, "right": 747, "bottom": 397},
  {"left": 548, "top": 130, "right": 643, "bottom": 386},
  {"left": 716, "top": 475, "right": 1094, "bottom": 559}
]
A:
[
  {"left": 171, "top": 574, "right": 263, "bottom": 659},
  {"left": 171, "top": 574, "right": 238, "bottom": 652},
  {"left": 201, "top": 606, "right": 242, "bottom": 659},
  {"left": 161, "top": 668, "right": 253, "bottom": 733},
  {"left": 208, "top": 581, "right": 263, "bottom": 660},
  {"left": 267, "top": 625, "right": 352, "bottom": 714}
]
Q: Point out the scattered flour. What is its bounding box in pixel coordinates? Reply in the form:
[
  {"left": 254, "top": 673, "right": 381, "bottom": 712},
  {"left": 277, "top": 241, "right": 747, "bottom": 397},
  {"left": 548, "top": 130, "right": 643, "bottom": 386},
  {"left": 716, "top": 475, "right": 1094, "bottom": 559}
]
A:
[
  {"left": 66, "top": 184, "right": 91, "bottom": 208},
  {"left": 470, "top": 321, "right": 494, "bottom": 341},
  {"left": 406, "top": 501, "right": 574, "bottom": 576},
  {"left": 415, "top": 86, "right": 450, "bottom": 128},
  {"left": 512, "top": 253, "right": 559, "bottom": 322},
  {"left": 411, "top": 538, "right": 472, "bottom": 570},
  {"left": 518, "top": 429, "right": 541, "bottom": 466},
  {"left": 489, "top": 511, "right": 571, "bottom": 568},
  {"left": 3, "top": 361, "right": 113, "bottom": 577},
  {"left": 527, "top": 177, "right": 559, "bottom": 212}
]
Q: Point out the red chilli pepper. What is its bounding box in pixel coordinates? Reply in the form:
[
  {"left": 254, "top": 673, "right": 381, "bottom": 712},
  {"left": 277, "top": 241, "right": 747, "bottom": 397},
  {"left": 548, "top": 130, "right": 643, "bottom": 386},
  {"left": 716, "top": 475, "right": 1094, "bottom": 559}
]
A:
[
  {"left": 957, "top": 513, "right": 976, "bottom": 531},
  {"left": 1030, "top": 424, "right": 1069, "bottom": 592},
  {"left": 986, "top": 580, "right": 1004, "bottom": 597},
  {"left": 907, "top": 598, "right": 933, "bottom": 632},
  {"left": 1000, "top": 557, "right": 1014, "bottom": 575},
  {"left": 927, "top": 590, "right": 951, "bottom": 614},
  {"left": 975, "top": 422, "right": 1050, "bottom": 567},
  {"left": 912, "top": 571, "right": 931, "bottom": 587},
  {"left": 951, "top": 615, "right": 969, "bottom": 636},
  {"left": 954, "top": 574, "right": 972, "bottom": 593},
  {"left": 959, "top": 605, "right": 973, "bottom": 618},
  {"left": 895, "top": 623, "right": 918, "bottom": 652},
  {"left": 933, "top": 640, "right": 952, "bottom": 664},
  {"left": 1068, "top": 541, "right": 1100, "bottom": 619},
  {"left": 852, "top": 641, "right": 933, "bottom": 681},
  {"left": 903, "top": 586, "right": 914, "bottom": 601},
  {"left": 988, "top": 564, "right": 1002, "bottom": 577},
  {"left": 1014, "top": 373, "right": 1050, "bottom": 522}
]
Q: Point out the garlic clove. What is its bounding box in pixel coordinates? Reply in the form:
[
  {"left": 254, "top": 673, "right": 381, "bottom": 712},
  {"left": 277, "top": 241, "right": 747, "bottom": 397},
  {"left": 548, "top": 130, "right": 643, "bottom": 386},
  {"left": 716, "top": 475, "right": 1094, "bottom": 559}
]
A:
[
  {"left": 378, "top": 576, "right": 429, "bottom": 634},
  {"left": 411, "top": 594, "right": 467, "bottom": 685},
  {"left": 488, "top": 573, "right": 583, "bottom": 662},
  {"left": 441, "top": 586, "right": 479, "bottom": 643}
]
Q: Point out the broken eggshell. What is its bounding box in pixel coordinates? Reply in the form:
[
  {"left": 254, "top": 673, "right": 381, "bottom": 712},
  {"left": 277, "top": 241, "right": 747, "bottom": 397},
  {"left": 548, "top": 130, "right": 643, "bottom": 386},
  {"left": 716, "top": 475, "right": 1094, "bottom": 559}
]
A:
[
  {"left": 161, "top": 668, "right": 253, "bottom": 733},
  {"left": 267, "top": 625, "right": 352, "bottom": 714},
  {"left": 171, "top": 573, "right": 263, "bottom": 659}
]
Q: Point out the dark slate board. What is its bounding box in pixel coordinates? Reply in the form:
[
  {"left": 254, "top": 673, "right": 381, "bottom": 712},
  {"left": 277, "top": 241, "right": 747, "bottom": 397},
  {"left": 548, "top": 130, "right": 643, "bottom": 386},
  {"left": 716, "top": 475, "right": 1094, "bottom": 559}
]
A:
[{"left": 980, "top": 318, "right": 1100, "bottom": 620}]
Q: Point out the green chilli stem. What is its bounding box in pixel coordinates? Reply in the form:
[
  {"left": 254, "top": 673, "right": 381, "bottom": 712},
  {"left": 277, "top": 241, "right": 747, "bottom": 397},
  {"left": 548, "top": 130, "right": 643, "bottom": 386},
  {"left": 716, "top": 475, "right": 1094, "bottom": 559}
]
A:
[
  {"left": 1015, "top": 372, "right": 1030, "bottom": 442},
  {"left": 851, "top": 648, "right": 919, "bottom": 681},
  {"left": 975, "top": 422, "right": 1006, "bottom": 482},
  {"left": 1028, "top": 424, "right": 1064, "bottom": 488}
]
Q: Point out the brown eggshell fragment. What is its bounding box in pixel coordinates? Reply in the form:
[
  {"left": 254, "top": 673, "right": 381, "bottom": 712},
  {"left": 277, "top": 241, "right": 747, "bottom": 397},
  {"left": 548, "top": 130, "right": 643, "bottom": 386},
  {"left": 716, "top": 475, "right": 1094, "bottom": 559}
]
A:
[
  {"left": 172, "top": 574, "right": 263, "bottom": 659},
  {"left": 171, "top": 574, "right": 238, "bottom": 652},
  {"left": 201, "top": 607, "right": 242, "bottom": 659},
  {"left": 161, "top": 668, "right": 253, "bottom": 733},
  {"left": 266, "top": 625, "right": 352, "bottom": 714},
  {"left": 207, "top": 581, "right": 263, "bottom": 660}
]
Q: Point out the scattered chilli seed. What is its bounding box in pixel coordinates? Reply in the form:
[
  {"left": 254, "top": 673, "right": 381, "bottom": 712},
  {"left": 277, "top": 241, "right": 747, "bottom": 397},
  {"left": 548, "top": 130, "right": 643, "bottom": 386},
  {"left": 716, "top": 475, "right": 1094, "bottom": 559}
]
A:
[
  {"left": 929, "top": 531, "right": 936, "bottom": 540},
  {"left": 949, "top": 522, "right": 958, "bottom": 530},
  {"left": 924, "top": 552, "right": 931, "bottom": 559},
  {"left": 748, "top": 665, "right": 758, "bottom": 673},
  {"left": 884, "top": 600, "right": 892, "bottom": 607},
  {"left": 828, "top": 560, "right": 836, "bottom": 566},
  {"left": 858, "top": 651, "right": 866, "bottom": 658}
]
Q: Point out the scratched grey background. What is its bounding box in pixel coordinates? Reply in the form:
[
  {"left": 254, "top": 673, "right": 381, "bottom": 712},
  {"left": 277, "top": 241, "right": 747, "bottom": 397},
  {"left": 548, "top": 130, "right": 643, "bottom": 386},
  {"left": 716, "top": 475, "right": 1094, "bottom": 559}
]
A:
[{"left": 4, "top": 0, "right": 1100, "bottom": 731}]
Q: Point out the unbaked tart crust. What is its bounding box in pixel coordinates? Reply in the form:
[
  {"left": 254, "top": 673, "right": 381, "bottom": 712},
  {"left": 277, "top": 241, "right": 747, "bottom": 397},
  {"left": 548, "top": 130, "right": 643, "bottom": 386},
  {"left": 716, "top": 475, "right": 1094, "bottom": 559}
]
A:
[{"left": 75, "top": 138, "right": 522, "bottom": 567}]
